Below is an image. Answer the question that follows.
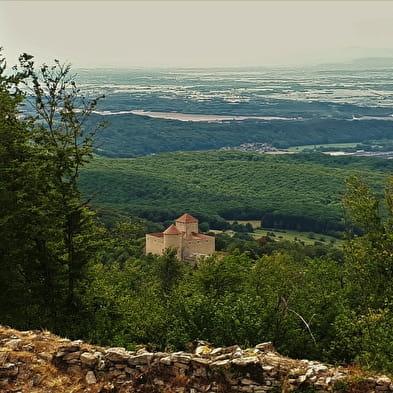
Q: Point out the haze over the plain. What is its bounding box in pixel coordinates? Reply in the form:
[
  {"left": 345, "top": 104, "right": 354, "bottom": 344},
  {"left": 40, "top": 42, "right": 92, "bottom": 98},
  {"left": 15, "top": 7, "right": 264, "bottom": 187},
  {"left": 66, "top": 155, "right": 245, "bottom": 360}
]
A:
[{"left": 1, "top": 0, "right": 393, "bottom": 68}]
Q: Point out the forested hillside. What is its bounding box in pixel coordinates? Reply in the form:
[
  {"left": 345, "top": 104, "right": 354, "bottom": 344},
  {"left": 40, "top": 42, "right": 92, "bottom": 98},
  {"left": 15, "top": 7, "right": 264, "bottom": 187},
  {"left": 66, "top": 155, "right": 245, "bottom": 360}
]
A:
[
  {"left": 79, "top": 151, "right": 393, "bottom": 234},
  {"left": 91, "top": 113, "right": 393, "bottom": 157}
]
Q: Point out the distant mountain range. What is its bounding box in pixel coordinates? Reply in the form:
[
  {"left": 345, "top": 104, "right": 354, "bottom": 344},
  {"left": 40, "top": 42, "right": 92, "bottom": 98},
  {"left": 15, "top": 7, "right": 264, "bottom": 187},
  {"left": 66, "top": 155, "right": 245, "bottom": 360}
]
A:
[{"left": 317, "top": 57, "right": 393, "bottom": 69}]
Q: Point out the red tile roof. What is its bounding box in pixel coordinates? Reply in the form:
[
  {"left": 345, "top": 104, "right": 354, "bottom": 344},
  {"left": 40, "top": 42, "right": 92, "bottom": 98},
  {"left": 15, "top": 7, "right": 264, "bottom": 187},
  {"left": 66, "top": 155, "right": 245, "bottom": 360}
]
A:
[
  {"left": 176, "top": 213, "right": 198, "bottom": 223},
  {"left": 147, "top": 232, "right": 164, "bottom": 238},
  {"left": 164, "top": 224, "right": 182, "bottom": 235}
]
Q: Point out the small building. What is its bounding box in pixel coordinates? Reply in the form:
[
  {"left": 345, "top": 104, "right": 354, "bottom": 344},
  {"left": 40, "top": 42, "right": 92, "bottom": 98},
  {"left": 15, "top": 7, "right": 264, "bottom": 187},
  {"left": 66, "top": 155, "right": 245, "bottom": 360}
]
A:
[{"left": 145, "top": 213, "right": 215, "bottom": 260}]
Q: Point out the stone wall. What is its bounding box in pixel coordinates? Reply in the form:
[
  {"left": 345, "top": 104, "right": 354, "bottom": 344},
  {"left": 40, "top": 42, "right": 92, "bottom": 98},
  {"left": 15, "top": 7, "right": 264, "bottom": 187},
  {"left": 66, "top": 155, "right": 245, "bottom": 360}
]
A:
[
  {"left": 185, "top": 236, "right": 215, "bottom": 258},
  {"left": 145, "top": 233, "right": 164, "bottom": 255},
  {"left": 1, "top": 325, "right": 392, "bottom": 393}
]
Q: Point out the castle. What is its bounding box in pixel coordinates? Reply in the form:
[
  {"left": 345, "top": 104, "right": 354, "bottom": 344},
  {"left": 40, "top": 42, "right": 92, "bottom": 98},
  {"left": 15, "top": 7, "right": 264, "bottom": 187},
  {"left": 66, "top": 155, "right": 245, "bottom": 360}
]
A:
[{"left": 145, "top": 213, "right": 215, "bottom": 260}]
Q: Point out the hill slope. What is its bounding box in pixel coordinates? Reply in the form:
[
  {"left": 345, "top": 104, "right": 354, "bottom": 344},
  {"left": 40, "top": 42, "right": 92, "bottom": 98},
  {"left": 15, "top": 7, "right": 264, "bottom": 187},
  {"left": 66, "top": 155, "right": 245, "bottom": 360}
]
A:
[
  {"left": 79, "top": 151, "right": 393, "bottom": 233},
  {"left": 91, "top": 114, "right": 393, "bottom": 157}
]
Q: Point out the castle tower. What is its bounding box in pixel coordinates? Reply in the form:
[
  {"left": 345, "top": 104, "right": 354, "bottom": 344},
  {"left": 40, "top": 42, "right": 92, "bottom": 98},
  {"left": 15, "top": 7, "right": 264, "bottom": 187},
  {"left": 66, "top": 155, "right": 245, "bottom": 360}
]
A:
[
  {"left": 163, "top": 224, "right": 182, "bottom": 259},
  {"left": 145, "top": 213, "right": 214, "bottom": 261},
  {"left": 175, "top": 213, "right": 199, "bottom": 239}
]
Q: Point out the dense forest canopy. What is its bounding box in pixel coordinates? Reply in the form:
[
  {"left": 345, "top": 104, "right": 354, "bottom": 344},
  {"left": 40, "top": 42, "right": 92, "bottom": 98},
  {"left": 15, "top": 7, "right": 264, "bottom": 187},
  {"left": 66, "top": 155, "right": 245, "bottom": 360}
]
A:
[
  {"left": 1, "top": 54, "right": 393, "bottom": 375},
  {"left": 79, "top": 151, "right": 393, "bottom": 235},
  {"left": 88, "top": 113, "right": 393, "bottom": 157}
]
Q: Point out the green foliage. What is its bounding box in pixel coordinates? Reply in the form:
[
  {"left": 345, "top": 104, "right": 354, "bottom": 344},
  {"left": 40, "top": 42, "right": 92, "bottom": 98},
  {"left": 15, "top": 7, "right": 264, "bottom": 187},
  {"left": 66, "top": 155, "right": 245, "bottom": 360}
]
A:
[
  {"left": 331, "top": 308, "right": 393, "bottom": 373},
  {"left": 99, "top": 219, "right": 146, "bottom": 263},
  {"left": 79, "top": 151, "right": 393, "bottom": 234},
  {"left": 0, "top": 52, "right": 104, "bottom": 335},
  {"left": 81, "top": 259, "right": 168, "bottom": 348},
  {"left": 343, "top": 175, "right": 382, "bottom": 234},
  {"left": 249, "top": 252, "right": 343, "bottom": 359},
  {"left": 193, "top": 252, "right": 252, "bottom": 297},
  {"left": 157, "top": 248, "right": 184, "bottom": 294},
  {"left": 329, "top": 175, "right": 393, "bottom": 373},
  {"left": 0, "top": 51, "right": 40, "bottom": 327},
  {"left": 88, "top": 109, "right": 393, "bottom": 158},
  {"left": 343, "top": 176, "right": 393, "bottom": 311}
]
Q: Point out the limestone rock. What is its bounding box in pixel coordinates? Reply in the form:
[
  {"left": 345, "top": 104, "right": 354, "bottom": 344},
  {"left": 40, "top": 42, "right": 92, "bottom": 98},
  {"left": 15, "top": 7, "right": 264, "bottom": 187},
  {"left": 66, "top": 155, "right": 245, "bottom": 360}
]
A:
[
  {"left": 376, "top": 376, "right": 391, "bottom": 386},
  {"left": 174, "top": 361, "right": 189, "bottom": 370},
  {"left": 68, "top": 365, "right": 82, "bottom": 375},
  {"left": 213, "top": 353, "right": 231, "bottom": 361},
  {"left": 195, "top": 345, "right": 212, "bottom": 356},
  {"left": 289, "top": 367, "right": 304, "bottom": 376},
  {"left": 314, "top": 364, "right": 328, "bottom": 373},
  {"left": 170, "top": 352, "right": 193, "bottom": 364},
  {"left": 4, "top": 339, "right": 22, "bottom": 350},
  {"left": 80, "top": 351, "right": 100, "bottom": 367},
  {"left": 63, "top": 350, "right": 82, "bottom": 361},
  {"left": 105, "top": 347, "right": 131, "bottom": 363},
  {"left": 97, "top": 359, "right": 106, "bottom": 371},
  {"left": 297, "top": 375, "right": 306, "bottom": 383},
  {"left": 210, "top": 359, "right": 231, "bottom": 368},
  {"left": 136, "top": 347, "right": 147, "bottom": 355},
  {"left": 153, "top": 352, "right": 167, "bottom": 360},
  {"left": 211, "top": 345, "right": 240, "bottom": 357},
  {"left": 0, "top": 363, "right": 19, "bottom": 377},
  {"left": 86, "top": 370, "right": 97, "bottom": 384},
  {"left": 255, "top": 342, "right": 274, "bottom": 352},
  {"left": 232, "top": 356, "right": 259, "bottom": 366},
  {"left": 191, "top": 357, "right": 211, "bottom": 367},
  {"left": 159, "top": 356, "right": 172, "bottom": 366},
  {"left": 128, "top": 352, "right": 154, "bottom": 366}
]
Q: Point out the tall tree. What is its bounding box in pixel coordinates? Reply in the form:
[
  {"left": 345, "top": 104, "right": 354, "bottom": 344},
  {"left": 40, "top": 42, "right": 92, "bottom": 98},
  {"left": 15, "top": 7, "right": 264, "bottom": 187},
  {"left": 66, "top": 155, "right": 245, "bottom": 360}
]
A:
[
  {"left": 342, "top": 175, "right": 393, "bottom": 311},
  {"left": 0, "top": 51, "right": 38, "bottom": 326},
  {"left": 0, "top": 52, "right": 104, "bottom": 333},
  {"left": 329, "top": 175, "right": 393, "bottom": 373}
]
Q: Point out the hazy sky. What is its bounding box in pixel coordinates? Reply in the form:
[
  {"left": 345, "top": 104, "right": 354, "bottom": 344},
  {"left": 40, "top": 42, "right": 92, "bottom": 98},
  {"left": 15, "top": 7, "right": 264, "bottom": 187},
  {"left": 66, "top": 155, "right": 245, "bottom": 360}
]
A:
[{"left": 2, "top": 0, "right": 393, "bottom": 68}]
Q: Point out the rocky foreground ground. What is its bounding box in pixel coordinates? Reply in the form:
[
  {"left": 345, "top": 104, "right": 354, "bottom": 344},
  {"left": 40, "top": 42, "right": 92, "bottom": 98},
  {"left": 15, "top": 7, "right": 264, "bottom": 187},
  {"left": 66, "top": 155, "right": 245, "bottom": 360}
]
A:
[{"left": 0, "top": 325, "right": 392, "bottom": 393}]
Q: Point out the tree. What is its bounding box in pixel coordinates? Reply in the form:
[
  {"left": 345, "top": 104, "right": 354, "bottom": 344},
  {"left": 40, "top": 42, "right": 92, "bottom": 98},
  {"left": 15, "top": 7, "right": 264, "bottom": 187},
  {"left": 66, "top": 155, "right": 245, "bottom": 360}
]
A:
[
  {"left": 157, "top": 248, "right": 184, "bottom": 294},
  {"left": 0, "top": 51, "right": 39, "bottom": 326},
  {"left": 0, "top": 52, "right": 105, "bottom": 333},
  {"left": 342, "top": 175, "right": 393, "bottom": 311},
  {"left": 329, "top": 175, "right": 393, "bottom": 373},
  {"left": 193, "top": 251, "right": 252, "bottom": 297}
]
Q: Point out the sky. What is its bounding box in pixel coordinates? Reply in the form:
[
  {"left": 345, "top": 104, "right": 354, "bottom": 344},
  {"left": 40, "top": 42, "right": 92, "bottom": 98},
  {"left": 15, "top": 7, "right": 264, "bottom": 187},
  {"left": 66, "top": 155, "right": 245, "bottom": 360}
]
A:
[{"left": 1, "top": 0, "right": 393, "bottom": 68}]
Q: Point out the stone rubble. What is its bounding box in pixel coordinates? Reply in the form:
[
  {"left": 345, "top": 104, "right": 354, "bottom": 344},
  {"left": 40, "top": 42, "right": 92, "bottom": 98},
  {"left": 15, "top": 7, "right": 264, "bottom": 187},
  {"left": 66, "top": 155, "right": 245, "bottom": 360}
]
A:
[{"left": 0, "top": 325, "right": 392, "bottom": 393}]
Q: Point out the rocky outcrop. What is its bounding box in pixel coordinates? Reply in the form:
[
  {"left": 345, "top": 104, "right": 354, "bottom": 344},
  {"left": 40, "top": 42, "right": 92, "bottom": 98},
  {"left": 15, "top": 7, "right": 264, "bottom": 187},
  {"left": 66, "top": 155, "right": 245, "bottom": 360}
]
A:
[{"left": 0, "top": 325, "right": 392, "bottom": 393}]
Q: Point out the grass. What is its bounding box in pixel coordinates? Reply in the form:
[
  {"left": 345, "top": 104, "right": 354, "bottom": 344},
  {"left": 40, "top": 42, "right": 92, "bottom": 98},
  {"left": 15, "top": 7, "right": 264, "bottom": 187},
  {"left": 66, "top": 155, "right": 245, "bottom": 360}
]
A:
[
  {"left": 220, "top": 220, "right": 343, "bottom": 247},
  {"left": 252, "top": 228, "right": 343, "bottom": 246},
  {"left": 287, "top": 142, "right": 360, "bottom": 152}
]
